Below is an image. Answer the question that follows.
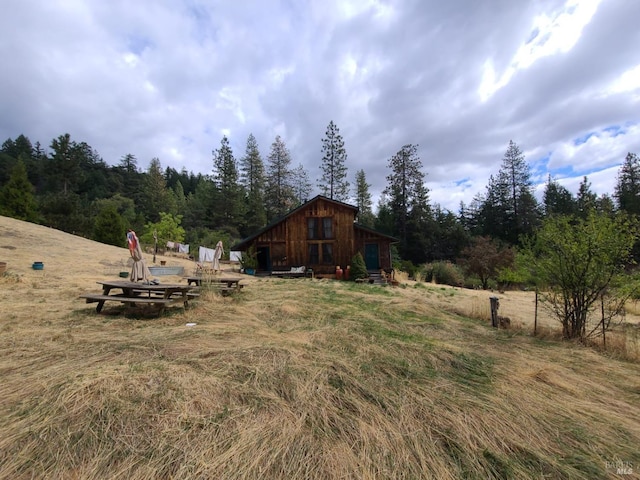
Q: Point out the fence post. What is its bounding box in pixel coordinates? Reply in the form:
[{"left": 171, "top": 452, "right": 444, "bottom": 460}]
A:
[
  {"left": 534, "top": 289, "right": 538, "bottom": 336},
  {"left": 490, "top": 296, "right": 499, "bottom": 328}
]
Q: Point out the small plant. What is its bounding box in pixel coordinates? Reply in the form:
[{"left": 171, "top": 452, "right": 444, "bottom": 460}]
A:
[
  {"left": 349, "top": 252, "right": 368, "bottom": 281},
  {"left": 240, "top": 245, "right": 258, "bottom": 271}
]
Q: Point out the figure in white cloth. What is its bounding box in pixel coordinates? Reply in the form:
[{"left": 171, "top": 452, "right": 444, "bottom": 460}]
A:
[
  {"left": 127, "top": 230, "right": 156, "bottom": 284},
  {"left": 213, "top": 240, "right": 224, "bottom": 273}
]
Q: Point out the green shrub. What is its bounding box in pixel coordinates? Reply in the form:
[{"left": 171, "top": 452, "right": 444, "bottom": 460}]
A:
[
  {"left": 420, "top": 263, "right": 434, "bottom": 282},
  {"left": 463, "top": 275, "right": 483, "bottom": 290},
  {"left": 399, "top": 260, "right": 419, "bottom": 279},
  {"left": 350, "top": 252, "right": 368, "bottom": 281},
  {"left": 431, "top": 261, "right": 464, "bottom": 287}
]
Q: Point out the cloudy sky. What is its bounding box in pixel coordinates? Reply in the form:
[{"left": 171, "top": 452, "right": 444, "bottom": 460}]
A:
[{"left": 1, "top": 0, "right": 639, "bottom": 211}]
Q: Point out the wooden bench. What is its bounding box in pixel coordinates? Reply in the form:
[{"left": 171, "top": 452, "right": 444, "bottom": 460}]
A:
[
  {"left": 270, "top": 267, "right": 312, "bottom": 279},
  {"left": 80, "top": 293, "right": 172, "bottom": 307}
]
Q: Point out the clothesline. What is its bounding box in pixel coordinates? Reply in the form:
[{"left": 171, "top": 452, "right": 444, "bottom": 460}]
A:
[{"left": 166, "top": 241, "right": 190, "bottom": 254}]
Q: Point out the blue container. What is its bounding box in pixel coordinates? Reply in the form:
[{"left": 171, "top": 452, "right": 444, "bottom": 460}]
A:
[{"left": 32, "top": 262, "right": 44, "bottom": 270}]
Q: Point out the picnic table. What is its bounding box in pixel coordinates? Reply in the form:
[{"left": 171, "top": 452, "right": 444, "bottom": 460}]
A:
[
  {"left": 79, "top": 280, "right": 195, "bottom": 315},
  {"left": 187, "top": 276, "right": 244, "bottom": 294}
]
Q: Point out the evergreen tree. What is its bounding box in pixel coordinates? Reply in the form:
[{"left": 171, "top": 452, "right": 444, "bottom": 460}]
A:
[
  {"left": 374, "top": 193, "right": 394, "bottom": 235},
  {"left": 141, "top": 158, "right": 177, "bottom": 222},
  {"left": 384, "top": 144, "right": 429, "bottom": 259},
  {"left": 265, "top": 135, "right": 294, "bottom": 221},
  {"left": 0, "top": 158, "right": 39, "bottom": 222},
  {"left": 475, "top": 141, "right": 539, "bottom": 244},
  {"left": 212, "top": 136, "right": 244, "bottom": 232},
  {"left": 354, "top": 169, "right": 375, "bottom": 227},
  {"left": 0, "top": 135, "right": 34, "bottom": 186},
  {"left": 576, "top": 176, "right": 597, "bottom": 218},
  {"left": 183, "top": 178, "right": 215, "bottom": 231},
  {"left": 115, "top": 153, "right": 143, "bottom": 208},
  {"left": 49, "top": 133, "right": 84, "bottom": 195},
  {"left": 543, "top": 175, "right": 575, "bottom": 217},
  {"left": 495, "top": 140, "right": 539, "bottom": 243},
  {"left": 318, "top": 121, "right": 349, "bottom": 201},
  {"left": 93, "top": 204, "right": 126, "bottom": 246},
  {"left": 93, "top": 194, "right": 140, "bottom": 231},
  {"left": 239, "top": 134, "right": 267, "bottom": 234},
  {"left": 428, "top": 205, "right": 470, "bottom": 262},
  {"left": 615, "top": 152, "right": 640, "bottom": 216},
  {"left": 478, "top": 174, "right": 510, "bottom": 241},
  {"left": 291, "top": 163, "right": 312, "bottom": 206},
  {"left": 173, "top": 180, "right": 187, "bottom": 216}
]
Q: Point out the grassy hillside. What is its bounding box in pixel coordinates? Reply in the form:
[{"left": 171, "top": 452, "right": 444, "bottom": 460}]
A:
[{"left": 1, "top": 216, "right": 639, "bottom": 479}]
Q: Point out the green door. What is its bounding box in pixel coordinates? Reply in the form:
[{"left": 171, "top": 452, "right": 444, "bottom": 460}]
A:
[{"left": 364, "top": 243, "right": 379, "bottom": 270}]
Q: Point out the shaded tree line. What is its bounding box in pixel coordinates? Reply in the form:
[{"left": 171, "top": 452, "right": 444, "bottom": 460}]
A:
[{"left": 1, "top": 130, "right": 638, "bottom": 274}]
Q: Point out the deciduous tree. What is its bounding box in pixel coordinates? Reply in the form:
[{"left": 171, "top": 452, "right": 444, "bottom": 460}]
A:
[
  {"left": 459, "top": 236, "right": 514, "bottom": 290},
  {"left": 528, "top": 212, "right": 638, "bottom": 340}
]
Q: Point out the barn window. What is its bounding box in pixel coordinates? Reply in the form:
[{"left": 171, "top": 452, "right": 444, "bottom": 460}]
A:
[
  {"left": 322, "top": 243, "right": 333, "bottom": 264},
  {"left": 323, "top": 218, "right": 333, "bottom": 239},
  {"left": 308, "top": 244, "right": 319, "bottom": 264},
  {"left": 307, "top": 217, "right": 334, "bottom": 239}
]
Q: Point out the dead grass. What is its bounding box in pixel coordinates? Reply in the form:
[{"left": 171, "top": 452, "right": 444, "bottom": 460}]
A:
[{"left": 1, "top": 216, "right": 640, "bottom": 479}]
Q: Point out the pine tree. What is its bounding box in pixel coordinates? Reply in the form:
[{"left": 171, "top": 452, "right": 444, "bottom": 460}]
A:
[
  {"left": 576, "top": 176, "right": 597, "bottom": 218},
  {"left": 354, "top": 169, "right": 374, "bottom": 227},
  {"left": 495, "top": 140, "right": 539, "bottom": 243},
  {"left": 141, "top": 158, "right": 177, "bottom": 222},
  {"left": 543, "top": 175, "right": 576, "bottom": 217},
  {"left": 50, "top": 133, "right": 84, "bottom": 195},
  {"left": 318, "top": 121, "right": 349, "bottom": 201},
  {"left": 615, "top": 152, "right": 640, "bottom": 216},
  {"left": 291, "top": 163, "right": 312, "bottom": 206},
  {"left": 0, "top": 158, "right": 39, "bottom": 222},
  {"left": 239, "top": 134, "right": 267, "bottom": 234},
  {"left": 384, "top": 144, "right": 429, "bottom": 259},
  {"left": 265, "top": 135, "right": 294, "bottom": 221},
  {"left": 212, "top": 136, "right": 244, "bottom": 231},
  {"left": 477, "top": 141, "right": 539, "bottom": 244}
]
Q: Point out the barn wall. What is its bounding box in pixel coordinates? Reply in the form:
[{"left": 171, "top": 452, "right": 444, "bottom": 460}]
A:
[{"left": 241, "top": 197, "right": 395, "bottom": 275}]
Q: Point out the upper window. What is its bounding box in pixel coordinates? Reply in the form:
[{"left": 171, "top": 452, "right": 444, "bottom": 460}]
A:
[{"left": 307, "top": 217, "right": 333, "bottom": 239}]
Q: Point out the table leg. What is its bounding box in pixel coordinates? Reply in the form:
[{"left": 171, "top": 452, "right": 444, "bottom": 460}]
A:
[{"left": 97, "top": 286, "right": 113, "bottom": 313}]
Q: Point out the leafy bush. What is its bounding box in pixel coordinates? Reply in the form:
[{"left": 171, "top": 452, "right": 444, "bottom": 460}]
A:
[
  {"left": 463, "top": 275, "right": 483, "bottom": 290},
  {"left": 430, "top": 261, "right": 464, "bottom": 287},
  {"left": 420, "top": 263, "right": 434, "bottom": 282},
  {"left": 399, "top": 260, "right": 419, "bottom": 279}
]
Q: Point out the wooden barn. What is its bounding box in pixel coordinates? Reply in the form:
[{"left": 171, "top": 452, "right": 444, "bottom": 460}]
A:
[{"left": 232, "top": 195, "right": 398, "bottom": 276}]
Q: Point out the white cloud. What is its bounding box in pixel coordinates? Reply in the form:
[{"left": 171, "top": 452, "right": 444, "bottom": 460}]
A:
[
  {"left": 548, "top": 124, "right": 640, "bottom": 173},
  {"left": 479, "top": 0, "right": 602, "bottom": 101},
  {"left": 1, "top": 0, "right": 639, "bottom": 214}
]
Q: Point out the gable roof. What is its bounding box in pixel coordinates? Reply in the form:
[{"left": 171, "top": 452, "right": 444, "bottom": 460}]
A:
[{"left": 232, "top": 195, "right": 366, "bottom": 251}]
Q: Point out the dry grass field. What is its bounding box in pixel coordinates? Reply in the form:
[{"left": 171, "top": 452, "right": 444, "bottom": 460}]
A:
[{"left": 1, "top": 215, "right": 640, "bottom": 479}]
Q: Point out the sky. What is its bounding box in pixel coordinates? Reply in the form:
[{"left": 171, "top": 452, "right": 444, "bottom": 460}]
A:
[{"left": 1, "top": 0, "right": 639, "bottom": 212}]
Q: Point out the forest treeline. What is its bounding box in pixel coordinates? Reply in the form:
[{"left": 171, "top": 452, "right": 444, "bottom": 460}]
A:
[{"left": 1, "top": 126, "right": 639, "bottom": 271}]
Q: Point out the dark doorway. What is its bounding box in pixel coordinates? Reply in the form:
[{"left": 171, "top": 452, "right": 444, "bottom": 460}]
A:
[
  {"left": 257, "top": 246, "right": 271, "bottom": 271},
  {"left": 364, "top": 243, "right": 379, "bottom": 270}
]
